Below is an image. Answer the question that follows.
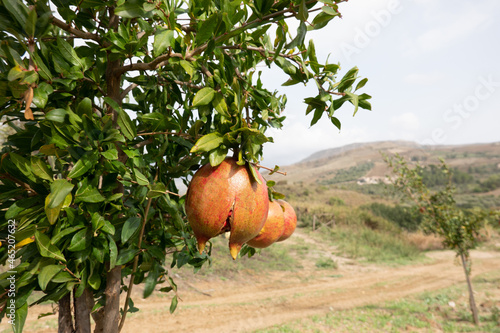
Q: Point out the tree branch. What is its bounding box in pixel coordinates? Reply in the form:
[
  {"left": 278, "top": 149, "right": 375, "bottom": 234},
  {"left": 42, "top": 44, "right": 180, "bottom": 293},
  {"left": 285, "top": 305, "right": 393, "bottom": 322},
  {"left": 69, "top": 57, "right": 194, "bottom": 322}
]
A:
[
  {"left": 51, "top": 17, "right": 103, "bottom": 45},
  {"left": 114, "top": 52, "right": 184, "bottom": 75},
  {"left": 120, "top": 83, "right": 138, "bottom": 100}
]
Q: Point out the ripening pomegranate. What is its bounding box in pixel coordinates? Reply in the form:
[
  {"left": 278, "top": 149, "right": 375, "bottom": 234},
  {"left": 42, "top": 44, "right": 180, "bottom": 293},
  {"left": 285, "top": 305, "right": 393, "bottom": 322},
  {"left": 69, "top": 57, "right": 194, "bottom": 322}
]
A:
[
  {"left": 246, "top": 200, "right": 285, "bottom": 248},
  {"left": 185, "top": 158, "right": 269, "bottom": 259},
  {"left": 276, "top": 199, "right": 297, "bottom": 242}
]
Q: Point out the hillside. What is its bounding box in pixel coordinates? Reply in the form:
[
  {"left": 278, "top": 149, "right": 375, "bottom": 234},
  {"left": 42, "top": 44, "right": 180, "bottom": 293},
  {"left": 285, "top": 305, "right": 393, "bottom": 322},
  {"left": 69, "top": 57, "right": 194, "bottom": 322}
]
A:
[{"left": 269, "top": 141, "right": 500, "bottom": 184}]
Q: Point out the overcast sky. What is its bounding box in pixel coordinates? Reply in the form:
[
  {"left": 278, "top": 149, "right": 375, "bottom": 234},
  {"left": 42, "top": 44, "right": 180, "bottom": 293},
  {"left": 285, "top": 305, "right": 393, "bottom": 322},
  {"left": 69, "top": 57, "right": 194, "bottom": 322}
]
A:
[{"left": 258, "top": 0, "right": 500, "bottom": 167}]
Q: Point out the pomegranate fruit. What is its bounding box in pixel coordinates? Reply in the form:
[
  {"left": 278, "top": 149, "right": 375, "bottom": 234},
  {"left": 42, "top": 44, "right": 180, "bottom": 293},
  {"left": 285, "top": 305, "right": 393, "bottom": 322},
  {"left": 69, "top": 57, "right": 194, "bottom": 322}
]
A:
[
  {"left": 246, "top": 200, "right": 285, "bottom": 248},
  {"left": 185, "top": 158, "right": 269, "bottom": 259},
  {"left": 276, "top": 199, "right": 297, "bottom": 242}
]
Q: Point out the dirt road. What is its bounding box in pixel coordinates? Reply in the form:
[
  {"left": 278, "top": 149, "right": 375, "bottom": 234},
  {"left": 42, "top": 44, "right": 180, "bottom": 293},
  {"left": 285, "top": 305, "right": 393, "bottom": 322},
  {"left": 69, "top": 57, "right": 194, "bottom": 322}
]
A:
[
  {"left": 120, "top": 249, "right": 500, "bottom": 333},
  {"left": 5, "top": 243, "right": 500, "bottom": 333}
]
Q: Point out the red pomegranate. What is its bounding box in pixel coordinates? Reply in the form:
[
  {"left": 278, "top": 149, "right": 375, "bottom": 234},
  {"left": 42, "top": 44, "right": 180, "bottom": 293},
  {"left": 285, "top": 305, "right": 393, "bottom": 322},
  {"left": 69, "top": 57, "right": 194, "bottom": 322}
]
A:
[
  {"left": 185, "top": 158, "right": 269, "bottom": 259},
  {"left": 276, "top": 199, "right": 297, "bottom": 242},
  {"left": 246, "top": 200, "right": 285, "bottom": 248}
]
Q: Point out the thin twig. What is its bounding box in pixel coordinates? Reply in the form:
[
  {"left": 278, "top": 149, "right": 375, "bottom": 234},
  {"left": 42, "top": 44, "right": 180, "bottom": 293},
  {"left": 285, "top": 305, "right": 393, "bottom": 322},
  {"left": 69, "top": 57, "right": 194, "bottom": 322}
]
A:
[
  {"left": 59, "top": 261, "right": 81, "bottom": 282},
  {"left": 118, "top": 197, "right": 154, "bottom": 332},
  {"left": 252, "top": 163, "right": 287, "bottom": 176},
  {"left": 136, "top": 131, "right": 191, "bottom": 139}
]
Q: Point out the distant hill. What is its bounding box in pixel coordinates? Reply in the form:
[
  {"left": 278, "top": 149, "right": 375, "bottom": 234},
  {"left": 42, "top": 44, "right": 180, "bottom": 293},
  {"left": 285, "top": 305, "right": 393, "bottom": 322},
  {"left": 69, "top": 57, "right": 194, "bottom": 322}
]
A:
[{"left": 268, "top": 141, "right": 500, "bottom": 188}]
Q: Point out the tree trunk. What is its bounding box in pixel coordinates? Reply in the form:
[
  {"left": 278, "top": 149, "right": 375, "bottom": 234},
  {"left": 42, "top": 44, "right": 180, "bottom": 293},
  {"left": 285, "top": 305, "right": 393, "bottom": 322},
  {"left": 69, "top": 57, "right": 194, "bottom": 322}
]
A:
[
  {"left": 101, "top": 266, "right": 122, "bottom": 333},
  {"left": 74, "top": 289, "right": 92, "bottom": 333},
  {"left": 460, "top": 253, "right": 480, "bottom": 325},
  {"left": 58, "top": 293, "right": 74, "bottom": 333}
]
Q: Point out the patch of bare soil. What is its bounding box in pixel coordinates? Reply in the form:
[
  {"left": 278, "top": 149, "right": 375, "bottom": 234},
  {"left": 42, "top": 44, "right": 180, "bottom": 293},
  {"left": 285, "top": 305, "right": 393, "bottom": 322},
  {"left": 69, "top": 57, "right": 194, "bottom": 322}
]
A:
[{"left": 5, "top": 235, "right": 500, "bottom": 333}]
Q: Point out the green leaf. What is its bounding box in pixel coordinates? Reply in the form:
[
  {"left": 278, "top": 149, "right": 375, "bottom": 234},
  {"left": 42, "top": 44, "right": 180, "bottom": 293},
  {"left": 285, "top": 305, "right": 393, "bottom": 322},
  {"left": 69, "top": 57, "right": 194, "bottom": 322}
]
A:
[
  {"left": 76, "top": 97, "right": 93, "bottom": 117},
  {"left": 68, "top": 151, "right": 98, "bottom": 178},
  {"left": 169, "top": 295, "right": 178, "bottom": 314},
  {"left": 345, "top": 92, "right": 359, "bottom": 116},
  {"left": 209, "top": 147, "right": 228, "bottom": 167},
  {"left": 26, "top": 7, "right": 37, "bottom": 38},
  {"left": 48, "top": 180, "right": 74, "bottom": 209},
  {"left": 133, "top": 168, "right": 149, "bottom": 186},
  {"left": 102, "top": 220, "right": 116, "bottom": 235},
  {"left": 3, "top": 0, "right": 28, "bottom": 28},
  {"left": 9, "top": 152, "right": 35, "bottom": 181},
  {"left": 248, "top": 163, "right": 262, "bottom": 185},
  {"left": 143, "top": 264, "right": 158, "bottom": 298},
  {"left": 13, "top": 302, "right": 28, "bottom": 333},
  {"left": 31, "top": 157, "right": 53, "bottom": 181},
  {"left": 330, "top": 116, "right": 341, "bottom": 130},
  {"left": 180, "top": 60, "right": 194, "bottom": 78},
  {"left": 321, "top": 5, "right": 338, "bottom": 16},
  {"left": 68, "top": 228, "right": 91, "bottom": 252},
  {"left": 116, "top": 248, "right": 138, "bottom": 266},
  {"left": 117, "top": 109, "right": 136, "bottom": 140},
  {"left": 51, "top": 271, "right": 75, "bottom": 283},
  {"left": 75, "top": 185, "right": 105, "bottom": 203},
  {"left": 104, "top": 97, "right": 136, "bottom": 140},
  {"left": 310, "top": 12, "right": 336, "bottom": 30},
  {"left": 286, "top": 22, "right": 306, "bottom": 50},
  {"left": 190, "top": 132, "right": 223, "bottom": 153},
  {"left": 38, "top": 265, "right": 63, "bottom": 290},
  {"left": 115, "top": 2, "right": 146, "bottom": 18},
  {"left": 355, "top": 78, "right": 368, "bottom": 91},
  {"left": 91, "top": 212, "right": 105, "bottom": 231},
  {"left": 101, "top": 148, "right": 118, "bottom": 160},
  {"left": 45, "top": 193, "right": 72, "bottom": 225},
  {"left": 88, "top": 269, "right": 101, "bottom": 290},
  {"left": 35, "top": 230, "right": 66, "bottom": 262},
  {"left": 298, "top": 0, "right": 308, "bottom": 22},
  {"left": 121, "top": 217, "right": 141, "bottom": 244},
  {"left": 50, "top": 225, "right": 85, "bottom": 245},
  {"left": 195, "top": 14, "right": 218, "bottom": 45},
  {"left": 153, "top": 29, "right": 174, "bottom": 57},
  {"left": 310, "top": 107, "right": 324, "bottom": 126},
  {"left": 212, "top": 93, "right": 230, "bottom": 117},
  {"left": 147, "top": 183, "right": 166, "bottom": 198},
  {"left": 108, "top": 235, "right": 118, "bottom": 269},
  {"left": 192, "top": 87, "right": 215, "bottom": 107},
  {"left": 57, "top": 38, "right": 85, "bottom": 69}
]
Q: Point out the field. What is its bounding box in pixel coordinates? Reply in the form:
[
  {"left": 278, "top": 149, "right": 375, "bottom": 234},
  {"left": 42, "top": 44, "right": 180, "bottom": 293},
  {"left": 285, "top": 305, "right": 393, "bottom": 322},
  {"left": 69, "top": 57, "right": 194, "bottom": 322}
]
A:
[
  {"left": 2, "top": 141, "right": 500, "bottom": 333},
  {"left": 4, "top": 229, "right": 500, "bottom": 333}
]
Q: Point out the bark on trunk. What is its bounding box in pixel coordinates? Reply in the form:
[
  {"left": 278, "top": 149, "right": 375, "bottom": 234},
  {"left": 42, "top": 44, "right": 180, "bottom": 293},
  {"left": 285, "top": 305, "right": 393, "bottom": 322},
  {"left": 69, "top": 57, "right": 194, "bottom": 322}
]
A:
[
  {"left": 101, "top": 266, "right": 122, "bottom": 333},
  {"left": 460, "top": 253, "right": 480, "bottom": 325},
  {"left": 58, "top": 293, "right": 74, "bottom": 333},
  {"left": 74, "top": 289, "right": 92, "bottom": 333}
]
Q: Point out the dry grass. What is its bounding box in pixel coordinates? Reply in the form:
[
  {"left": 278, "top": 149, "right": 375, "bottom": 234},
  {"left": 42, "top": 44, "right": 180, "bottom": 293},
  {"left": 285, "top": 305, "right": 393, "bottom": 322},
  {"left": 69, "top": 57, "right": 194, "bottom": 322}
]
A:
[{"left": 405, "top": 231, "right": 444, "bottom": 251}]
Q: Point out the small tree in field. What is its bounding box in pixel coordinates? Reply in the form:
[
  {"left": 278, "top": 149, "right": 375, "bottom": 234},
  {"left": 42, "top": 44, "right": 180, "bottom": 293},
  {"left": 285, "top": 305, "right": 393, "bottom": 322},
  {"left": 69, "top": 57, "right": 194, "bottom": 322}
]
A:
[
  {"left": 0, "top": 0, "right": 371, "bottom": 332},
  {"left": 385, "top": 154, "right": 488, "bottom": 325}
]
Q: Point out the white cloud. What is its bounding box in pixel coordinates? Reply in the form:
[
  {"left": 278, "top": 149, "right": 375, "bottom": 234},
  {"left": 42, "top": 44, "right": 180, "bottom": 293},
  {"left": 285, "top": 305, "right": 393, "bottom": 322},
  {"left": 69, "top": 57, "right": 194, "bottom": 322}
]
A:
[
  {"left": 404, "top": 72, "right": 444, "bottom": 85},
  {"left": 416, "top": 7, "right": 489, "bottom": 52},
  {"left": 263, "top": 118, "right": 372, "bottom": 166},
  {"left": 390, "top": 112, "right": 420, "bottom": 132}
]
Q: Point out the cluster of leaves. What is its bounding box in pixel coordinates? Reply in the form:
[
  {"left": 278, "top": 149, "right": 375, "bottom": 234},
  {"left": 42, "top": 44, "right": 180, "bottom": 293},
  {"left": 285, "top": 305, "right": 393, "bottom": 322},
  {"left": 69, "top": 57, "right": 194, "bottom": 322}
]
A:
[
  {"left": 0, "top": 0, "right": 370, "bottom": 331},
  {"left": 384, "top": 154, "right": 487, "bottom": 256}
]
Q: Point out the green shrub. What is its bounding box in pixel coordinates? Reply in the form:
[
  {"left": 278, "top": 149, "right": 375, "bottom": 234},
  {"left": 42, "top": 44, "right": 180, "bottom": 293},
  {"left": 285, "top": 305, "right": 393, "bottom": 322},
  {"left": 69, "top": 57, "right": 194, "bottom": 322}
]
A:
[
  {"left": 364, "top": 202, "right": 423, "bottom": 232},
  {"left": 315, "top": 257, "right": 338, "bottom": 269}
]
